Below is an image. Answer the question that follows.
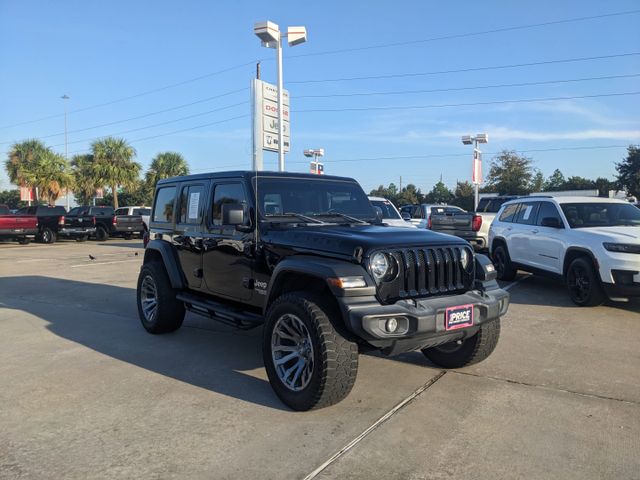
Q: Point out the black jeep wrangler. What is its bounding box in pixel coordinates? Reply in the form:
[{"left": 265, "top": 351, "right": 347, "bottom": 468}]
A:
[{"left": 137, "top": 171, "right": 509, "bottom": 410}]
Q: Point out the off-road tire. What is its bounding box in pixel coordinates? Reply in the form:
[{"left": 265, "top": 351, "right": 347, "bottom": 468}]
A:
[
  {"left": 422, "top": 319, "right": 501, "bottom": 368},
  {"left": 95, "top": 226, "right": 109, "bottom": 241},
  {"left": 136, "top": 261, "right": 185, "bottom": 334},
  {"left": 38, "top": 227, "right": 56, "bottom": 244},
  {"left": 263, "top": 292, "right": 358, "bottom": 411},
  {"left": 493, "top": 244, "right": 517, "bottom": 281},
  {"left": 566, "top": 257, "right": 605, "bottom": 307}
]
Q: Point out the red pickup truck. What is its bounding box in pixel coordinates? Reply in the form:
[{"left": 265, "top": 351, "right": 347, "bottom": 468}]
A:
[{"left": 0, "top": 204, "right": 38, "bottom": 244}]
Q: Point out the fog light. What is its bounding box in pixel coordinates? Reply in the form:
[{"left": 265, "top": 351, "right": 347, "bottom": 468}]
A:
[{"left": 385, "top": 317, "right": 398, "bottom": 333}]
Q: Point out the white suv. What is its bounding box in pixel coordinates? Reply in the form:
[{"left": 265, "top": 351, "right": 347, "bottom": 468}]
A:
[{"left": 489, "top": 196, "right": 640, "bottom": 306}]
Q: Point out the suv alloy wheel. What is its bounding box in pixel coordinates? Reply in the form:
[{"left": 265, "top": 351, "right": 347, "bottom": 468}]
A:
[
  {"left": 566, "top": 257, "right": 605, "bottom": 307},
  {"left": 492, "top": 244, "right": 517, "bottom": 281},
  {"left": 263, "top": 292, "right": 358, "bottom": 411}
]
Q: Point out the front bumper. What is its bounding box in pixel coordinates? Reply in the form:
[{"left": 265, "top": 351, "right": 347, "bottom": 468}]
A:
[
  {"left": 59, "top": 227, "right": 96, "bottom": 237},
  {"left": 602, "top": 270, "right": 640, "bottom": 299},
  {"left": 338, "top": 287, "right": 509, "bottom": 356}
]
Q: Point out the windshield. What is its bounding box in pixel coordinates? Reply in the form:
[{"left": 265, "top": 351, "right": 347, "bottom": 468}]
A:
[
  {"left": 68, "top": 207, "right": 88, "bottom": 216},
  {"left": 561, "top": 203, "right": 640, "bottom": 228},
  {"left": 370, "top": 200, "right": 401, "bottom": 219},
  {"left": 255, "top": 177, "right": 375, "bottom": 221}
]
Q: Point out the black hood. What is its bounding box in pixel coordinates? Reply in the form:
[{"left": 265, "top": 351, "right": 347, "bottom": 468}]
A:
[{"left": 261, "top": 224, "right": 468, "bottom": 258}]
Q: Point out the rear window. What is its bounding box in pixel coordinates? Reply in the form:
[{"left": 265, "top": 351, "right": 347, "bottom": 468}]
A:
[
  {"left": 133, "top": 208, "right": 150, "bottom": 216},
  {"left": 90, "top": 207, "right": 114, "bottom": 216},
  {"left": 178, "top": 185, "right": 204, "bottom": 224},
  {"left": 68, "top": 207, "right": 89, "bottom": 216},
  {"left": 153, "top": 187, "right": 177, "bottom": 223},
  {"left": 477, "top": 197, "right": 516, "bottom": 213},
  {"left": 114, "top": 208, "right": 128, "bottom": 215}
]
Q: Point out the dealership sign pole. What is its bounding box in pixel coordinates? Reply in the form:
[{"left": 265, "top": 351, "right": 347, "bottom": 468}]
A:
[{"left": 462, "top": 133, "right": 489, "bottom": 210}]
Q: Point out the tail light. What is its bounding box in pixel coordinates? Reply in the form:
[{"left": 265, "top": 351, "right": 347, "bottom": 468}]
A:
[
  {"left": 92, "top": 216, "right": 96, "bottom": 225},
  {"left": 427, "top": 215, "right": 432, "bottom": 229},
  {"left": 472, "top": 215, "right": 483, "bottom": 232},
  {"left": 58, "top": 215, "right": 65, "bottom": 226},
  {"left": 112, "top": 216, "right": 117, "bottom": 226}
]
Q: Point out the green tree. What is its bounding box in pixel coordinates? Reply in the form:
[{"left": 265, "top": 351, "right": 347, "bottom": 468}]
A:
[
  {"left": 595, "top": 177, "right": 614, "bottom": 197},
  {"left": 545, "top": 169, "right": 566, "bottom": 191},
  {"left": 485, "top": 150, "right": 534, "bottom": 195},
  {"left": 91, "top": 137, "right": 140, "bottom": 209},
  {"left": 426, "top": 181, "right": 454, "bottom": 204},
  {"left": 98, "top": 179, "right": 151, "bottom": 207},
  {"left": 563, "top": 176, "right": 595, "bottom": 191},
  {"left": 34, "top": 149, "right": 73, "bottom": 205},
  {"left": 530, "top": 170, "right": 545, "bottom": 193},
  {"left": 71, "top": 154, "right": 101, "bottom": 205},
  {"left": 5, "top": 139, "right": 48, "bottom": 194},
  {"left": 145, "top": 152, "right": 189, "bottom": 190},
  {"left": 0, "top": 190, "right": 24, "bottom": 209},
  {"left": 451, "top": 181, "right": 474, "bottom": 211},
  {"left": 616, "top": 146, "right": 640, "bottom": 198},
  {"left": 396, "top": 184, "right": 421, "bottom": 206}
]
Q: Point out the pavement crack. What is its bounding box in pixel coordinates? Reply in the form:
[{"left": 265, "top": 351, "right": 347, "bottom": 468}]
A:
[
  {"left": 301, "top": 371, "right": 447, "bottom": 480},
  {"left": 451, "top": 370, "right": 640, "bottom": 406}
]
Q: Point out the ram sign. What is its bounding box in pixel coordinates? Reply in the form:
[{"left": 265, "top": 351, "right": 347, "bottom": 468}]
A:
[{"left": 253, "top": 79, "right": 290, "bottom": 154}]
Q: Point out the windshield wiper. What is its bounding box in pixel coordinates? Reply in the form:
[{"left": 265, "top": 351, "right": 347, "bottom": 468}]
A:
[
  {"left": 264, "top": 213, "right": 327, "bottom": 224},
  {"left": 312, "top": 211, "right": 367, "bottom": 224}
]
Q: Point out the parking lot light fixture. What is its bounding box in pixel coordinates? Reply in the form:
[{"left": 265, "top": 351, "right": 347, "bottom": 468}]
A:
[
  {"left": 461, "top": 133, "right": 489, "bottom": 210},
  {"left": 254, "top": 21, "right": 307, "bottom": 172}
]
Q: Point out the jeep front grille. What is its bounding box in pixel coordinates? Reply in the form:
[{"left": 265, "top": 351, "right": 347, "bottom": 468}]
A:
[{"left": 374, "top": 246, "right": 474, "bottom": 304}]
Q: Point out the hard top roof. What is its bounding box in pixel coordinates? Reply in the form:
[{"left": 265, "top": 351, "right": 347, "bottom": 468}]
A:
[{"left": 157, "top": 170, "right": 357, "bottom": 186}]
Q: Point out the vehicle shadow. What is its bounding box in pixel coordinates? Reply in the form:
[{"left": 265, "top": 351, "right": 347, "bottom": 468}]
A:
[
  {"left": 0, "top": 276, "right": 286, "bottom": 411},
  {"left": 93, "top": 241, "right": 144, "bottom": 249},
  {"left": 505, "top": 274, "right": 640, "bottom": 313}
]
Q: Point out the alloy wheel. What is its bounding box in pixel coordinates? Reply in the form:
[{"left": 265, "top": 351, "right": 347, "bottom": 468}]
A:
[
  {"left": 140, "top": 275, "right": 158, "bottom": 322},
  {"left": 568, "top": 265, "right": 590, "bottom": 303},
  {"left": 271, "top": 314, "right": 315, "bottom": 392}
]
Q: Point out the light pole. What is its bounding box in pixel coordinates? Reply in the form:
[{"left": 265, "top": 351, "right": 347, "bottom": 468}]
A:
[
  {"left": 61, "top": 94, "right": 70, "bottom": 210},
  {"left": 462, "top": 133, "right": 488, "bottom": 210},
  {"left": 304, "top": 148, "right": 325, "bottom": 174},
  {"left": 254, "top": 21, "right": 307, "bottom": 172}
]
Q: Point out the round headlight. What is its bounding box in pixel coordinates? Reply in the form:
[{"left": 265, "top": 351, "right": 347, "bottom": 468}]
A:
[
  {"left": 460, "top": 249, "right": 471, "bottom": 269},
  {"left": 370, "top": 252, "right": 390, "bottom": 280}
]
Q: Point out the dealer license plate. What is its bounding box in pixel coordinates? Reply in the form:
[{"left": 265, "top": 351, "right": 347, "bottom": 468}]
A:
[{"left": 445, "top": 304, "right": 474, "bottom": 330}]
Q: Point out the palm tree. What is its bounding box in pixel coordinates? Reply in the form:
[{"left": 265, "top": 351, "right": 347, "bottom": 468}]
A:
[
  {"left": 145, "top": 152, "right": 189, "bottom": 188},
  {"left": 71, "top": 154, "right": 102, "bottom": 205},
  {"left": 5, "top": 139, "right": 48, "bottom": 196},
  {"left": 91, "top": 137, "right": 141, "bottom": 208},
  {"left": 34, "top": 150, "right": 73, "bottom": 205}
]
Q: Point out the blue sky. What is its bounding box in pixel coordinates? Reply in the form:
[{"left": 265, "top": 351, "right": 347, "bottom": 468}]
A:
[{"left": 1, "top": 0, "right": 639, "bottom": 194}]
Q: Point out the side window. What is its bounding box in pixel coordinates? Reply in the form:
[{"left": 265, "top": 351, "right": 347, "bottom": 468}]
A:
[
  {"left": 514, "top": 202, "right": 540, "bottom": 225},
  {"left": 178, "top": 185, "right": 204, "bottom": 224},
  {"left": 412, "top": 206, "right": 423, "bottom": 219},
  {"left": 153, "top": 187, "right": 176, "bottom": 223},
  {"left": 114, "top": 208, "right": 128, "bottom": 215},
  {"left": 536, "top": 202, "right": 562, "bottom": 226},
  {"left": 499, "top": 203, "right": 520, "bottom": 222},
  {"left": 212, "top": 183, "right": 246, "bottom": 226}
]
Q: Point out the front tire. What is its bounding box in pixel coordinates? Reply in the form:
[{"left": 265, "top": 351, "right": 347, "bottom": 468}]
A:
[
  {"left": 566, "top": 257, "right": 605, "bottom": 307},
  {"left": 136, "top": 261, "right": 185, "bottom": 333},
  {"left": 263, "top": 292, "right": 358, "bottom": 411},
  {"left": 422, "top": 320, "right": 501, "bottom": 368},
  {"left": 39, "top": 227, "right": 56, "bottom": 244},
  {"left": 493, "top": 244, "right": 517, "bottom": 281}
]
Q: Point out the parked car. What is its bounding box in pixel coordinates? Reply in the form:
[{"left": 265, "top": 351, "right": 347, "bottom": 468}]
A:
[
  {"left": 489, "top": 196, "right": 640, "bottom": 306},
  {"left": 368, "top": 196, "right": 415, "bottom": 228},
  {"left": 65, "top": 206, "right": 144, "bottom": 241},
  {"left": 115, "top": 206, "right": 151, "bottom": 231},
  {"left": 429, "top": 196, "right": 518, "bottom": 250},
  {"left": 0, "top": 204, "right": 38, "bottom": 244},
  {"left": 137, "top": 171, "right": 509, "bottom": 410},
  {"left": 17, "top": 205, "right": 68, "bottom": 243},
  {"left": 399, "top": 204, "right": 465, "bottom": 229}
]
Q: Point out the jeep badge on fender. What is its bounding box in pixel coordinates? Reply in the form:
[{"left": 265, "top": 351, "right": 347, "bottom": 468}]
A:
[{"left": 137, "top": 171, "right": 509, "bottom": 411}]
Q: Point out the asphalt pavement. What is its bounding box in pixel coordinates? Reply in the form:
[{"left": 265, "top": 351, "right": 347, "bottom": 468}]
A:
[{"left": 0, "top": 240, "right": 638, "bottom": 479}]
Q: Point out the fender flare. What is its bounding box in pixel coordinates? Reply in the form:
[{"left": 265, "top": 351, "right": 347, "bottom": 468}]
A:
[{"left": 144, "top": 239, "right": 186, "bottom": 289}]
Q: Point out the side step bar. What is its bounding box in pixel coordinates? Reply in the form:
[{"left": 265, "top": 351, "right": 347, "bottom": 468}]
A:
[{"left": 176, "top": 292, "right": 263, "bottom": 329}]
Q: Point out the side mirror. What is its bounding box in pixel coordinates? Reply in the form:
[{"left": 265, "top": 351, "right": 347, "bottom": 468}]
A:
[
  {"left": 401, "top": 212, "right": 411, "bottom": 221},
  {"left": 222, "top": 203, "right": 245, "bottom": 226},
  {"left": 373, "top": 206, "right": 384, "bottom": 222},
  {"left": 541, "top": 217, "right": 563, "bottom": 228}
]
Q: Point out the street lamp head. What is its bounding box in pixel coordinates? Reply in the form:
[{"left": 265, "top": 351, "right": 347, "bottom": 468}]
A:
[
  {"left": 287, "top": 26, "right": 307, "bottom": 46},
  {"left": 461, "top": 135, "right": 473, "bottom": 145},
  {"left": 61, "top": 94, "right": 69, "bottom": 100},
  {"left": 304, "top": 148, "right": 324, "bottom": 157},
  {"left": 254, "top": 21, "right": 280, "bottom": 45},
  {"left": 476, "top": 133, "right": 489, "bottom": 144}
]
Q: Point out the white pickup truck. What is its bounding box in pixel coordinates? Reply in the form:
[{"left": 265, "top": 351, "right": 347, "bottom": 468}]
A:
[{"left": 115, "top": 206, "right": 151, "bottom": 231}]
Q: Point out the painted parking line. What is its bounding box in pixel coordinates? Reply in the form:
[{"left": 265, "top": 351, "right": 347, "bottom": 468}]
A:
[
  {"left": 70, "top": 259, "right": 139, "bottom": 268},
  {"left": 502, "top": 274, "right": 532, "bottom": 291}
]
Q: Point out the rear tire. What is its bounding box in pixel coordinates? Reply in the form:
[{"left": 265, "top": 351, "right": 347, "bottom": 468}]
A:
[
  {"left": 263, "top": 292, "right": 358, "bottom": 411},
  {"left": 422, "top": 320, "right": 501, "bottom": 368},
  {"left": 75, "top": 235, "right": 88, "bottom": 242},
  {"left": 136, "top": 261, "right": 185, "bottom": 333},
  {"left": 95, "top": 226, "right": 109, "bottom": 242},
  {"left": 566, "top": 257, "right": 605, "bottom": 307},
  {"left": 18, "top": 237, "right": 30, "bottom": 245},
  {"left": 492, "top": 244, "right": 517, "bottom": 281},
  {"left": 39, "top": 227, "right": 56, "bottom": 244}
]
